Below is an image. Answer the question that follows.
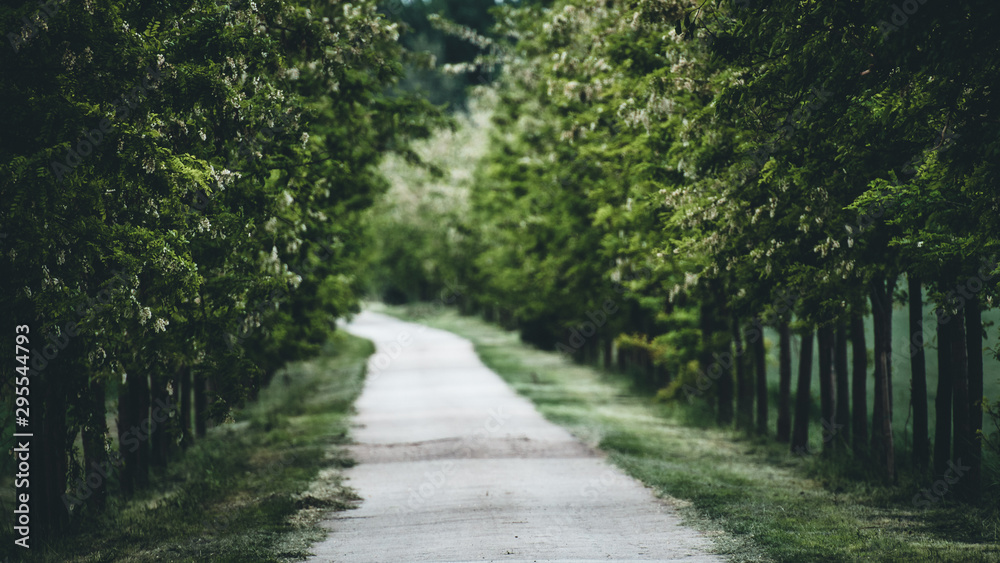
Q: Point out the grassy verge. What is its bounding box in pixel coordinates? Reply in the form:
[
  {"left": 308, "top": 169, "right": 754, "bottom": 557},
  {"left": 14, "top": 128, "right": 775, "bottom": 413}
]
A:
[
  {"left": 378, "top": 302, "right": 1000, "bottom": 563},
  {"left": 3, "top": 332, "right": 371, "bottom": 563}
]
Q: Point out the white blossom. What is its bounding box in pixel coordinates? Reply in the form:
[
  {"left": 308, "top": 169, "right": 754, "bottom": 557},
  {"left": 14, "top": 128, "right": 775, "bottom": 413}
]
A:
[{"left": 264, "top": 217, "right": 278, "bottom": 233}]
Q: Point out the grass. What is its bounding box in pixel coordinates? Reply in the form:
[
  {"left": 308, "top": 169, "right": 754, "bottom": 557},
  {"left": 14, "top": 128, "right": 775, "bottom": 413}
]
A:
[
  {"left": 0, "top": 332, "right": 372, "bottom": 563},
  {"left": 379, "top": 302, "right": 1000, "bottom": 563}
]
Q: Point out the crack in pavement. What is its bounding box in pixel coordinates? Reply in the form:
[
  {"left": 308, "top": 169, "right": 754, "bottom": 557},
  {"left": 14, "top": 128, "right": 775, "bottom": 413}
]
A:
[{"left": 305, "top": 311, "right": 724, "bottom": 563}]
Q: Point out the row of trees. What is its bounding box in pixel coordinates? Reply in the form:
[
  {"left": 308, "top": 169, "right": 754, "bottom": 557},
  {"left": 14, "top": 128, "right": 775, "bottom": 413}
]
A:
[
  {"left": 371, "top": 0, "right": 1000, "bottom": 503},
  {"left": 1, "top": 0, "right": 438, "bottom": 541}
]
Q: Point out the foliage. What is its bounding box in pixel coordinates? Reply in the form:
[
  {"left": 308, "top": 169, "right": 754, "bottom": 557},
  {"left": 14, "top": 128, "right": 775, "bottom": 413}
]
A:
[
  {"left": 369, "top": 0, "right": 1000, "bottom": 503},
  {"left": 0, "top": 0, "right": 438, "bottom": 542}
]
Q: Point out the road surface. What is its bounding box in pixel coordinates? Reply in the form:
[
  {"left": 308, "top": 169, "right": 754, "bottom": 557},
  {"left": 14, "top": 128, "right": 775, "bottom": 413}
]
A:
[{"left": 306, "top": 310, "right": 723, "bottom": 563}]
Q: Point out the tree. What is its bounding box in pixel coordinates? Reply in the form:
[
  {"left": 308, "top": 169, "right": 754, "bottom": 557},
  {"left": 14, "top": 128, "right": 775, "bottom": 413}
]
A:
[
  {"left": 791, "top": 329, "right": 814, "bottom": 455},
  {"left": 851, "top": 313, "right": 869, "bottom": 456},
  {"left": 834, "top": 320, "right": 850, "bottom": 450},
  {"left": 909, "top": 276, "right": 929, "bottom": 468},
  {"left": 871, "top": 278, "right": 897, "bottom": 481},
  {"left": 777, "top": 321, "right": 793, "bottom": 443},
  {"left": 1, "top": 0, "right": 438, "bottom": 539}
]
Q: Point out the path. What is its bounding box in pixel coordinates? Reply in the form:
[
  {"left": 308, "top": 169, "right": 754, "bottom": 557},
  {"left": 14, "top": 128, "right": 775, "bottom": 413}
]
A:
[{"left": 306, "top": 310, "right": 723, "bottom": 562}]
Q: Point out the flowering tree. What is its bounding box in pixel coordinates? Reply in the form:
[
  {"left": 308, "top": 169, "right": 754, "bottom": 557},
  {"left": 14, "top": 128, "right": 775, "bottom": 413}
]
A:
[
  {"left": 0, "top": 0, "right": 438, "bottom": 538},
  {"left": 372, "top": 0, "right": 1000, "bottom": 498}
]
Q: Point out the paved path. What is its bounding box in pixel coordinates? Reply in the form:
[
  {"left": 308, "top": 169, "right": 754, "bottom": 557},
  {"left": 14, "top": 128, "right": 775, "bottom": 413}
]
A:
[{"left": 307, "top": 311, "right": 723, "bottom": 563}]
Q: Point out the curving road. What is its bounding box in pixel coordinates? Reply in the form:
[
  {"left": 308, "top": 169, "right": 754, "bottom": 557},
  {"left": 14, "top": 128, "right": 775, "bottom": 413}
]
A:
[{"left": 306, "top": 310, "right": 723, "bottom": 563}]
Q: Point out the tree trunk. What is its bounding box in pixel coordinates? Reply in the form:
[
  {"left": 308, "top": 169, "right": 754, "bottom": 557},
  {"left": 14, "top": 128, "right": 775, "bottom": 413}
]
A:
[
  {"left": 194, "top": 369, "right": 208, "bottom": 438},
  {"left": 777, "top": 320, "right": 792, "bottom": 442},
  {"left": 734, "top": 318, "right": 753, "bottom": 431},
  {"left": 817, "top": 325, "right": 835, "bottom": 454},
  {"left": 647, "top": 348, "right": 657, "bottom": 386},
  {"left": 133, "top": 370, "right": 150, "bottom": 488},
  {"left": 655, "top": 362, "right": 668, "bottom": 388},
  {"left": 753, "top": 319, "right": 768, "bottom": 436},
  {"left": 951, "top": 309, "right": 970, "bottom": 499},
  {"left": 933, "top": 309, "right": 953, "bottom": 476},
  {"left": 602, "top": 338, "right": 613, "bottom": 371},
  {"left": 870, "top": 281, "right": 896, "bottom": 482},
  {"left": 81, "top": 377, "right": 109, "bottom": 513},
  {"left": 577, "top": 337, "right": 591, "bottom": 366},
  {"left": 150, "top": 370, "right": 170, "bottom": 468},
  {"left": 699, "top": 298, "right": 713, "bottom": 403},
  {"left": 179, "top": 363, "right": 192, "bottom": 448},
  {"left": 834, "top": 320, "right": 850, "bottom": 449},
  {"left": 699, "top": 296, "right": 717, "bottom": 415},
  {"left": 908, "top": 275, "right": 929, "bottom": 468},
  {"left": 964, "top": 298, "right": 983, "bottom": 501},
  {"left": 872, "top": 308, "right": 885, "bottom": 455},
  {"left": 37, "top": 366, "right": 70, "bottom": 537},
  {"left": 791, "top": 329, "right": 814, "bottom": 454},
  {"left": 708, "top": 281, "right": 734, "bottom": 426},
  {"left": 851, "top": 312, "right": 868, "bottom": 455},
  {"left": 118, "top": 374, "right": 136, "bottom": 497}
]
